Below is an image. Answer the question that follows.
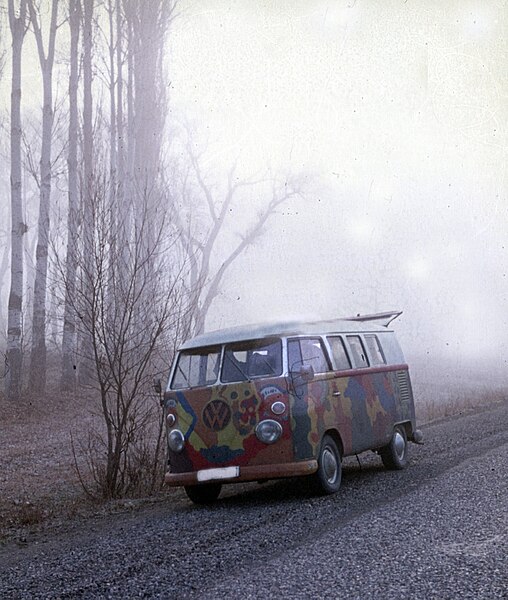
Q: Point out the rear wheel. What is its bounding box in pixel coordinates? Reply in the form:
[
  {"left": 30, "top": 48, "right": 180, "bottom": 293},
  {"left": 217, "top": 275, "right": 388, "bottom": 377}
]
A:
[
  {"left": 184, "top": 483, "right": 222, "bottom": 505},
  {"left": 380, "top": 426, "right": 408, "bottom": 470},
  {"left": 313, "top": 434, "right": 342, "bottom": 495}
]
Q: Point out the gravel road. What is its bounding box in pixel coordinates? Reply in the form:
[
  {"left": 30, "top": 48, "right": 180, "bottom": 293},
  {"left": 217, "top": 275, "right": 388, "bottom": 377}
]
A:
[{"left": 1, "top": 402, "right": 507, "bottom": 599}]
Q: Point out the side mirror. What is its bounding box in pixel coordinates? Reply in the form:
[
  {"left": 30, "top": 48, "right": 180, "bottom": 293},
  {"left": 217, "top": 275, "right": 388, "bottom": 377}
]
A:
[{"left": 153, "top": 378, "right": 162, "bottom": 395}]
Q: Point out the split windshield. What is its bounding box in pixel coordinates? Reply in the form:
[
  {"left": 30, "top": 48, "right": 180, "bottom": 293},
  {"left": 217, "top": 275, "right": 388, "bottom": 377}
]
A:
[
  {"left": 171, "top": 337, "right": 283, "bottom": 389},
  {"left": 171, "top": 346, "right": 221, "bottom": 390}
]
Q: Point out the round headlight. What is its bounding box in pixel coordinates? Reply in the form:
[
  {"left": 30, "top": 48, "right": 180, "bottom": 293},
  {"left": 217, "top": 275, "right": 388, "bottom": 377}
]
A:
[
  {"left": 255, "top": 420, "right": 282, "bottom": 444},
  {"left": 168, "top": 429, "right": 185, "bottom": 453}
]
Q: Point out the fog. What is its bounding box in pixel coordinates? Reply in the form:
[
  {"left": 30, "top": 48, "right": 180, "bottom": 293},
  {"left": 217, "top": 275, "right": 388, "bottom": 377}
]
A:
[
  {"left": 1, "top": 0, "right": 507, "bottom": 407},
  {"left": 168, "top": 1, "right": 507, "bottom": 370}
]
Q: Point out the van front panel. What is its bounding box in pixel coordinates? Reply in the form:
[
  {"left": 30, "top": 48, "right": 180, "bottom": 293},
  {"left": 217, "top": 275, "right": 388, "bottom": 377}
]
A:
[{"left": 165, "top": 378, "right": 293, "bottom": 474}]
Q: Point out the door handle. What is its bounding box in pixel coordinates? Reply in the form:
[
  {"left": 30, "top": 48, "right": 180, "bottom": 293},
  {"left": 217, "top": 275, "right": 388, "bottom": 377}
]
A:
[{"left": 332, "top": 391, "right": 341, "bottom": 397}]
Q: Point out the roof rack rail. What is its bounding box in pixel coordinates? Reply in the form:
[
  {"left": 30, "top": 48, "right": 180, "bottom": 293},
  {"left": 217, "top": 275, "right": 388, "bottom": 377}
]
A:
[{"left": 342, "top": 311, "right": 402, "bottom": 327}]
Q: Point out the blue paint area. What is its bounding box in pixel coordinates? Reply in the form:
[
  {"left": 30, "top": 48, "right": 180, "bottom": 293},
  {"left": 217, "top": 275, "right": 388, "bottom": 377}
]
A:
[
  {"left": 345, "top": 377, "right": 372, "bottom": 453},
  {"left": 201, "top": 445, "right": 244, "bottom": 464},
  {"left": 373, "top": 373, "right": 395, "bottom": 414},
  {"left": 292, "top": 389, "right": 313, "bottom": 459},
  {"left": 176, "top": 391, "right": 197, "bottom": 439},
  {"left": 345, "top": 377, "right": 366, "bottom": 402}
]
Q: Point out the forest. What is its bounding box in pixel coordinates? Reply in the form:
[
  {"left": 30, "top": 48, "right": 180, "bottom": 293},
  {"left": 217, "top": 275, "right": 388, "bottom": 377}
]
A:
[{"left": 1, "top": 0, "right": 308, "bottom": 498}]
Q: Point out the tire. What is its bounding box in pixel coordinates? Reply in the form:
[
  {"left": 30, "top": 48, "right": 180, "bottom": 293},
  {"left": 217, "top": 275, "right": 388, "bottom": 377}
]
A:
[
  {"left": 380, "top": 426, "right": 408, "bottom": 470},
  {"left": 312, "top": 434, "right": 342, "bottom": 495},
  {"left": 184, "top": 483, "right": 222, "bottom": 505}
]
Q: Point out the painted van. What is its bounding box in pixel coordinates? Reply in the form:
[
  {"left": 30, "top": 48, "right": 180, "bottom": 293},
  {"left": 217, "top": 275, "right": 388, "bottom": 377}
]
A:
[{"left": 162, "top": 311, "right": 423, "bottom": 504}]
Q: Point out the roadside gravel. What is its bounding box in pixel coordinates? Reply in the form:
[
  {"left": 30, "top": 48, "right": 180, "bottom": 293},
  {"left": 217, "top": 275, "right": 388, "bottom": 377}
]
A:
[{"left": 1, "top": 401, "right": 506, "bottom": 599}]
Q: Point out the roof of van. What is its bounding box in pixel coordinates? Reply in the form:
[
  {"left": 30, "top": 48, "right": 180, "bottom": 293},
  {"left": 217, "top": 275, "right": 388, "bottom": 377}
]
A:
[{"left": 180, "top": 311, "right": 402, "bottom": 350}]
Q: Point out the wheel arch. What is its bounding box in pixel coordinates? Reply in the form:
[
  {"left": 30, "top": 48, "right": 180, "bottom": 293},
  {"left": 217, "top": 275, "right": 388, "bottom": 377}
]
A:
[
  {"left": 323, "top": 428, "right": 344, "bottom": 458},
  {"left": 395, "top": 420, "right": 413, "bottom": 439}
]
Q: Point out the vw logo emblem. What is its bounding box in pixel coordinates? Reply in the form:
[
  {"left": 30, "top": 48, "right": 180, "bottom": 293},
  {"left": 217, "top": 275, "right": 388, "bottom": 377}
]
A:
[{"left": 203, "top": 400, "right": 231, "bottom": 431}]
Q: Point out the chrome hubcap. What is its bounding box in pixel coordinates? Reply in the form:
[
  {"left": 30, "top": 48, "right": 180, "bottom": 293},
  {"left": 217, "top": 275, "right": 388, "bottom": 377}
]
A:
[
  {"left": 322, "top": 447, "right": 338, "bottom": 484},
  {"left": 393, "top": 431, "right": 405, "bottom": 460}
]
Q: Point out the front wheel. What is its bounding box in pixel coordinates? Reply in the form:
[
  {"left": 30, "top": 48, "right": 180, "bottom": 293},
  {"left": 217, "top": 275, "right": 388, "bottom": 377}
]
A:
[
  {"left": 380, "top": 426, "right": 408, "bottom": 470},
  {"left": 184, "top": 483, "right": 222, "bottom": 505},
  {"left": 313, "top": 434, "right": 342, "bottom": 495}
]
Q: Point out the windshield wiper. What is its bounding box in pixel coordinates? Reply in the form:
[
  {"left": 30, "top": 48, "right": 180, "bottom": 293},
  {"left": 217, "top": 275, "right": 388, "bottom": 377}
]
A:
[
  {"left": 176, "top": 364, "right": 191, "bottom": 386},
  {"left": 224, "top": 352, "right": 249, "bottom": 382}
]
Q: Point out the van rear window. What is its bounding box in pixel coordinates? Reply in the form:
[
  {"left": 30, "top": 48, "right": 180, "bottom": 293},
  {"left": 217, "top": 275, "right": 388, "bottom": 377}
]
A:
[{"left": 365, "top": 335, "right": 386, "bottom": 366}]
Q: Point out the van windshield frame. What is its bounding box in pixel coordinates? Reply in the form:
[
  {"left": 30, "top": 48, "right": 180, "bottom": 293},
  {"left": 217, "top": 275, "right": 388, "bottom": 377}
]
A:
[
  {"left": 221, "top": 337, "right": 283, "bottom": 383},
  {"left": 171, "top": 346, "right": 222, "bottom": 389}
]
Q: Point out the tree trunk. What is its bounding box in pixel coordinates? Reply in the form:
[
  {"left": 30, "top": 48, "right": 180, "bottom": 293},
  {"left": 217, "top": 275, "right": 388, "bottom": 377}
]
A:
[
  {"left": 6, "top": 0, "right": 28, "bottom": 401},
  {"left": 61, "top": 0, "right": 81, "bottom": 391},
  {"left": 28, "top": 0, "right": 59, "bottom": 394},
  {"left": 116, "top": 0, "right": 124, "bottom": 210},
  {"left": 107, "top": 0, "right": 117, "bottom": 254},
  {"left": 78, "top": 0, "right": 95, "bottom": 385}
]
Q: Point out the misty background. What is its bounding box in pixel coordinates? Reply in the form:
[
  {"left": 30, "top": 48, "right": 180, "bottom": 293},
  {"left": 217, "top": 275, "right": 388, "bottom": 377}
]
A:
[{"left": 1, "top": 0, "right": 507, "bottom": 411}]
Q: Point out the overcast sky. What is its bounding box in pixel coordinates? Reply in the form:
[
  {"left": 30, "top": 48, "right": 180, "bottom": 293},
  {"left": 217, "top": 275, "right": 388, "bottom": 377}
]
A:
[{"left": 166, "top": 0, "right": 507, "bottom": 364}]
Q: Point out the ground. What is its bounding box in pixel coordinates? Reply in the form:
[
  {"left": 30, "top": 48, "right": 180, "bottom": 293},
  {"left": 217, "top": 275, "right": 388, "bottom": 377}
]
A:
[
  {"left": 1, "top": 402, "right": 506, "bottom": 598},
  {"left": 0, "top": 360, "right": 505, "bottom": 544},
  {"left": 1, "top": 390, "right": 98, "bottom": 541}
]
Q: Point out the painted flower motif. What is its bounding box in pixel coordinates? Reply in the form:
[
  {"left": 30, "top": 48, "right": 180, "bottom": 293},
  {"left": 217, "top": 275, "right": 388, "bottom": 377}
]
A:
[{"left": 233, "top": 394, "right": 259, "bottom": 436}]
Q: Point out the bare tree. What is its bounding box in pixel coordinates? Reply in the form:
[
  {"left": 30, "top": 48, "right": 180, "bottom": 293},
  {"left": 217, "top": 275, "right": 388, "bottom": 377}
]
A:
[
  {"left": 123, "top": 0, "right": 176, "bottom": 192},
  {"left": 27, "top": 0, "right": 60, "bottom": 393},
  {"left": 61, "top": 0, "right": 81, "bottom": 390},
  {"left": 170, "top": 130, "right": 308, "bottom": 335},
  {"left": 60, "top": 178, "right": 190, "bottom": 498},
  {"left": 78, "top": 0, "right": 94, "bottom": 384},
  {"left": 6, "top": 0, "right": 28, "bottom": 401}
]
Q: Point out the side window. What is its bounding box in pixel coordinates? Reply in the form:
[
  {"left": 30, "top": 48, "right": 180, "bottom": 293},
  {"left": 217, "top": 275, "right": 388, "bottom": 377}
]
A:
[
  {"left": 288, "top": 338, "right": 330, "bottom": 373},
  {"left": 346, "top": 335, "right": 369, "bottom": 368},
  {"left": 327, "top": 336, "right": 351, "bottom": 370},
  {"left": 287, "top": 339, "right": 302, "bottom": 371},
  {"left": 365, "top": 335, "right": 386, "bottom": 366}
]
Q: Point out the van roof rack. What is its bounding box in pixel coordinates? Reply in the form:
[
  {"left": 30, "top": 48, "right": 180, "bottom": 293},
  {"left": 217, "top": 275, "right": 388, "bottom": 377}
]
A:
[{"left": 342, "top": 311, "right": 402, "bottom": 327}]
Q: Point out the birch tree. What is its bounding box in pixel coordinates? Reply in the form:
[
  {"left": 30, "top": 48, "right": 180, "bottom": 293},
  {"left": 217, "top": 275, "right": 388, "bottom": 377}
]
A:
[
  {"left": 28, "top": 0, "right": 59, "bottom": 393},
  {"left": 78, "top": 0, "right": 94, "bottom": 384},
  {"left": 61, "top": 0, "right": 81, "bottom": 390},
  {"left": 6, "top": 0, "right": 28, "bottom": 401}
]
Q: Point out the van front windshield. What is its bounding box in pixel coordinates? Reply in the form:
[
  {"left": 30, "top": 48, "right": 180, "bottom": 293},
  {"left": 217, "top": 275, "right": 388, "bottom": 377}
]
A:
[
  {"left": 222, "top": 338, "right": 282, "bottom": 382},
  {"left": 171, "top": 346, "right": 221, "bottom": 389}
]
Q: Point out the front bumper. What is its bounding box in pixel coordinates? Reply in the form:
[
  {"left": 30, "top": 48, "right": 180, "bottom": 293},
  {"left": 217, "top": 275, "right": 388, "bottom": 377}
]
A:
[{"left": 165, "top": 459, "right": 318, "bottom": 487}]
